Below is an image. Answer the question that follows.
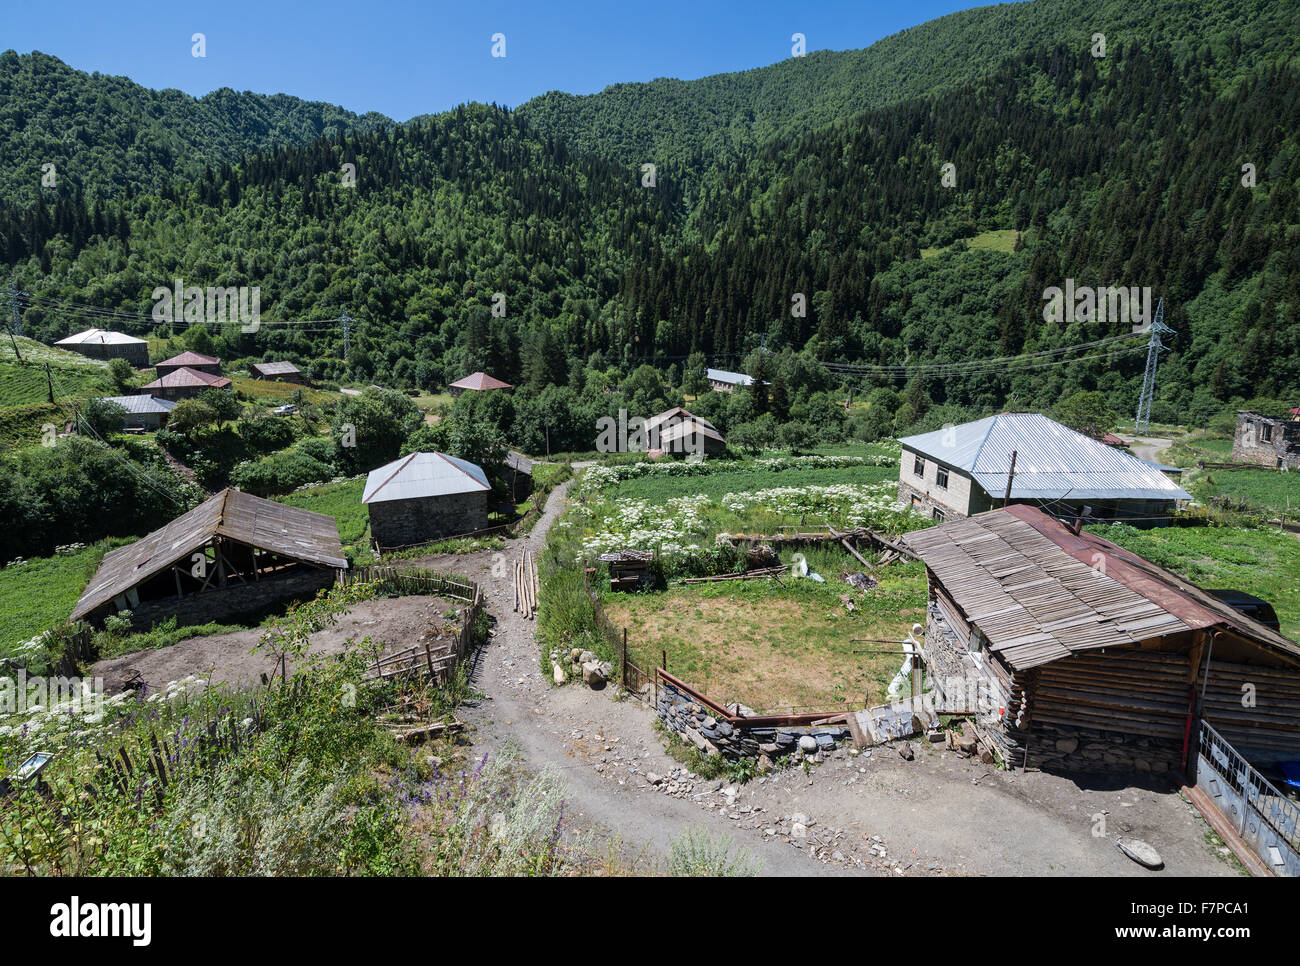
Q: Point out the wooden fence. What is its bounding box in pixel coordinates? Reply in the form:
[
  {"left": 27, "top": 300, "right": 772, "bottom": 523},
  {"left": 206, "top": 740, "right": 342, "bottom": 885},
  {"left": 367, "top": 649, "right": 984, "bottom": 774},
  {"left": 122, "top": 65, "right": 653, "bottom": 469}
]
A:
[
  {"left": 582, "top": 564, "right": 654, "bottom": 695},
  {"left": 338, "top": 565, "right": 483, "bottom": 685}
]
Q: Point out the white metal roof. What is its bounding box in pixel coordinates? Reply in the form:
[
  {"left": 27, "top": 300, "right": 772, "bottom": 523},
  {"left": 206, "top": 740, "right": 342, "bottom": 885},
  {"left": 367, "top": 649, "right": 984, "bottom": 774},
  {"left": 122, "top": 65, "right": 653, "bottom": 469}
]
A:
[
  {"left": 706, "top": 368, "right": 754, "bottom": 386},
  {"left": 98, "top": 394, "right": 178, "bottom": 414},
  {"left": 898, "top": 413, "right": 1191, "bottom": 502},
  {"left": 362, "top": 451, "right": 491, "bottom": 504},
  {"left": 55, "top": 327, "right": 147, "bottom": 346}
]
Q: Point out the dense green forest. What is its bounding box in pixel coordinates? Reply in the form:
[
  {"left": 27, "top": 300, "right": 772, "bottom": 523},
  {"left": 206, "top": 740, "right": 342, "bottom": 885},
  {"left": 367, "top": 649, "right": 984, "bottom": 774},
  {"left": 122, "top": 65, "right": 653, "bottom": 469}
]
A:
[
  {"left": 1, "top": 0, "right": 1298, "bottom": 429},
  {"left": 0, "top": 49, "right": 389, "bottom": 205}
]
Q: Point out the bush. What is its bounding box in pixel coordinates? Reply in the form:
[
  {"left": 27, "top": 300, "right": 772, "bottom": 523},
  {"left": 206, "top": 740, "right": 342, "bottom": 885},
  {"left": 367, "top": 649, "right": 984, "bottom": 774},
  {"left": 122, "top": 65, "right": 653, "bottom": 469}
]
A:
[{"left": 666, "top": 829, "right": 762, "bottom": 876}]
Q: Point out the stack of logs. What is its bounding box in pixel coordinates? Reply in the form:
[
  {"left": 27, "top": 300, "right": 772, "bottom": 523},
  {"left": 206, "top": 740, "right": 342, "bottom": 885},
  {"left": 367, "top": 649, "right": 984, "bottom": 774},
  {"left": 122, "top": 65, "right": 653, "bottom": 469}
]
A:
[{"left": 514, "top": 549, "right": 539, "bottom": 620}]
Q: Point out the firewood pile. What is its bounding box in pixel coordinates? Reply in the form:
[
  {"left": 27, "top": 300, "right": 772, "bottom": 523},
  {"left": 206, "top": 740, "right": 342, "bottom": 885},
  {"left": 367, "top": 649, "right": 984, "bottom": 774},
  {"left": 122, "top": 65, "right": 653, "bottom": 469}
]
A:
[{"left": 514, "top": 549, "right": 539, "bottom": 619}]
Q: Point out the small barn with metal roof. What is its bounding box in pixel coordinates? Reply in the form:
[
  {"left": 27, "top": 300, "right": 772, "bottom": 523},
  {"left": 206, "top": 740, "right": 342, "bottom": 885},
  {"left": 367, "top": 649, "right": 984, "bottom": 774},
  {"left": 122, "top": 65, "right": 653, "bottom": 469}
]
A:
[
  {"left": 251, "top": 361, "right": 306, "bottom": 383},
  {"left": 897, "top": 412, "right": 1190, "bottom": 525},
  {"left": 71, "top": 489, "right": 346, "bottom": 629},
  {"left": 95, "top": 394, "right": 177, "bottom": 429},
  {"left": 362, "top": 451, "right": 491, "bottom": 549}
]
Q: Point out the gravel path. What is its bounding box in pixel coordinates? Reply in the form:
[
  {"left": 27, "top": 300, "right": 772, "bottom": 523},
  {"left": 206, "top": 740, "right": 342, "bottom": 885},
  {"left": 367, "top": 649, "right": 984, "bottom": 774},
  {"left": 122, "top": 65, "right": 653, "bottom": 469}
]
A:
[
  {"left": 441, "top": 480, "right": 850, "bottom": 876},
  {"left": 442, "top": 477, "right": 1231, "bottom": 878}
]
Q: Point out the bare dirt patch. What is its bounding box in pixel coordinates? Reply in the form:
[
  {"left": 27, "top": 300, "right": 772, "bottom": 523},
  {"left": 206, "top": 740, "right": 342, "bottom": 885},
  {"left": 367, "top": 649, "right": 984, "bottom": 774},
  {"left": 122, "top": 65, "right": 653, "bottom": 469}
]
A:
[
  {"left": 602, "top": 589, "right": 908, "bottom": 712},
  {"left": 92, "top": 595, "right": 455, "bottom": 692}
]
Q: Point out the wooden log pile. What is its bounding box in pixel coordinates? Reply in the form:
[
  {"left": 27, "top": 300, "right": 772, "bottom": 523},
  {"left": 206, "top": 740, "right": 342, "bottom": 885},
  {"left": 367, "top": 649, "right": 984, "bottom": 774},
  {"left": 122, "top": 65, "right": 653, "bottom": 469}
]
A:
[{"left": 514, "top": 549, "right": 539, "bottom": 619}]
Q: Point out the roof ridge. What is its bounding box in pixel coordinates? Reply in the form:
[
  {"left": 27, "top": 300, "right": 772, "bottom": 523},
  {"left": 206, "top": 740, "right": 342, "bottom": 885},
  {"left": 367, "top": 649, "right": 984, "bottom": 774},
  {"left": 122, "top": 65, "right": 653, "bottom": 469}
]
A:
[
  {"left": 368, "top": 452, "right": 419, "bottom": 502},
  {"left": 435, "top": 450, "right": 489, "bottom": 488},
  {"left": 967, "top": 413, "right": 1001, "bottom": 473}
]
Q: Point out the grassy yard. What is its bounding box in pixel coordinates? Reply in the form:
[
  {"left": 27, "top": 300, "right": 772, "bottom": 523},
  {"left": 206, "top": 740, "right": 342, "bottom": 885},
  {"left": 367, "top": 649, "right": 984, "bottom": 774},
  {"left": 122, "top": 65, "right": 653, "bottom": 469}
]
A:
[
  {"left": 0, "top": 541, "right": 117, "bottom": 652},
  {"left": 228, "top": 375, "right": 337, "bottom": 407},
  {"left": 1087, "top": 523, "right": 1300, "bottom": 639},
  {"left": 1197, "top": 468, "right": 1300, "bottom": 515},
  {"left": 601, "top": 547, "right": 928, "bottom": 711}
]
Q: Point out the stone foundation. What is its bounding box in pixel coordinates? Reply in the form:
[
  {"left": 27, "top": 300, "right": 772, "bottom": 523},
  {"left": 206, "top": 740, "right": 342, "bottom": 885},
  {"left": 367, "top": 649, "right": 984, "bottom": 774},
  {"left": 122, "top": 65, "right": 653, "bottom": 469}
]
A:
[
  {"left": 657, "top": 681, "right": 850, "bottom": 761},
  {"left": 1023, "top": 722, "right": 1179, "bottom": 775},
  {"left": 109, "top": 567, "right": 336, "bottom": 630}
]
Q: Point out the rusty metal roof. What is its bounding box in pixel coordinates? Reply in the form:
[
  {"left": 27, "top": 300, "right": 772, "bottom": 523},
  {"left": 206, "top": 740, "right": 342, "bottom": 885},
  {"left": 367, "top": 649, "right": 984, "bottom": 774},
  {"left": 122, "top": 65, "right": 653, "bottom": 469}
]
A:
[
  {"left": 142, "top": 366, "right": 232, "bottom": 390},
  {"left": 903, "top": 504, "right": 1298, "bottom": 670},
  {"left": 70, "top": 489, "right": 346, "bottom": 621}
]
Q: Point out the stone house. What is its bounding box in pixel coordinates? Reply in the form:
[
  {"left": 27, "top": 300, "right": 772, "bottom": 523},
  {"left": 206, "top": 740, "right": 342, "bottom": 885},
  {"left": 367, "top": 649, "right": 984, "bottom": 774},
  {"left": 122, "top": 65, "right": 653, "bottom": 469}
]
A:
[
  {"left": 140, "top": 366, "right": 233, "bottom": 401},
  {"left": 897, "top": 412, "right": 1189, "bottom": 525},
  {"left": 362, "top": 451, "right": 491, "bottom": 550},
  {"left": 1232, "top": 410, "right": 1300, "bottom": 470},
  {"left": 54, "top": 328, "right": 149, "bottom": 368}
]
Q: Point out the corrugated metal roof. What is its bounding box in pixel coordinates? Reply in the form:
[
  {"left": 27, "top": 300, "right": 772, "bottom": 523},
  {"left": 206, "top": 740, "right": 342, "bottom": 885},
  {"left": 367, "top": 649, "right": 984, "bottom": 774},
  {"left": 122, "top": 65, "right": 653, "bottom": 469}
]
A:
[
  {"left": 98, "top": 394, "right": 178, "bottom": 414},
  {"left": 55, "top": 328, "right": 146, "bottom": 346},
  {"left": 449, "top": 371, "right": 511, "bottom": 391},
  {"left": 157, "top": 351, "right": 221, "bottom": 367},
  {"left": 142, "top": 366, "right": 232, "bottom": 389},
  {"left": 903, "top": 505, "right": 1299, "bottom": 669},
  {"left": 362, "top": 451, "right": 491, "bottom": 503},
  {"left": 70, "top": 489, "right": 346, "bottom": 621},
  {"left": 898, "top": 413, "right": 1191, "bottom": 501},
  {"left": 251, "top": 361, "right": 301, "bottom": 375},
  {"left": 706, "top": 368, "right": 753, "bottom": 386}
]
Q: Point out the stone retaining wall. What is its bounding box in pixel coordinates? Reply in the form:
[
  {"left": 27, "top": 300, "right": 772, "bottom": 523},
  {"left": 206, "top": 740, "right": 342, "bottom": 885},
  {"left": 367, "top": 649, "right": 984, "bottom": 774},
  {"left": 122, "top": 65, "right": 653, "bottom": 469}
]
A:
[
  {"left": 656, "top": 680, "right": 850, "bottom": 761},
  {"left": 121, "top": 567, "right": 335, "bottom": 630},
  {"left": 1025, "top": 722, "right": 1180, "bottom": 775}
]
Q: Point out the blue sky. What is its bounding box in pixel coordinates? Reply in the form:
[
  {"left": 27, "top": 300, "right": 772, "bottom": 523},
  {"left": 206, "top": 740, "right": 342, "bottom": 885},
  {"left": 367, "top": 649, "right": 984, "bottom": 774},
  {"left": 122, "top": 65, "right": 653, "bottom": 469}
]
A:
[{"left": 6, "top": 0, "right": 987, "bottom": 120}]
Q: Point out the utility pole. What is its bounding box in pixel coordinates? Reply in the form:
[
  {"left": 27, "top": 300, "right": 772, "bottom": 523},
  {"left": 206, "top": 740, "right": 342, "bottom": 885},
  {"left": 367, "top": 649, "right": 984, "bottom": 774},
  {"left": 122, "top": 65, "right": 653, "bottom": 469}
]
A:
[
  {"left": 44, "top": 363, "right": 54, "bottom": 404},
  {"left": 1134, "top": 297, "right": 1173, "bottom": 434},
  {"left": 339, "top": 308, "right": 352, "bottom": 364},
  {"left": 1002, "top": 450, "right": 1018, "bottom": 507}
]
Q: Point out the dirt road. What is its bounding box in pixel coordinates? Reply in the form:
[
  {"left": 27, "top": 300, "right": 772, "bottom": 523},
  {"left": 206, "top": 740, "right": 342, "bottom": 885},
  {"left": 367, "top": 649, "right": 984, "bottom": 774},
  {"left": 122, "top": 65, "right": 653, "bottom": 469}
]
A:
[{"left": 427, "top": 480, "right": 1234, "bottom": 878}]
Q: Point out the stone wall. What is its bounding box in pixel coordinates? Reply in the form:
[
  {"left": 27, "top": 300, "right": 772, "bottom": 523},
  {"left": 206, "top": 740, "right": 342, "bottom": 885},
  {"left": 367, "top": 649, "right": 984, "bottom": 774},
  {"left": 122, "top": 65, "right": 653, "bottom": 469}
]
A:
[
  {"left": 110, "top": 567, "right": 335, "bottom": 630},
  {"left": 368, "top": 491, "right": 488, "bottom": 549},
  {"left": 1023, "top": 722, "right": 1180, "bottom": 775},
  {"left": 1232, "top": 412, "right": 1300, "bottom": 469},
  {"left": 657, "top": 680, "right": 850, "bottom": 761}
]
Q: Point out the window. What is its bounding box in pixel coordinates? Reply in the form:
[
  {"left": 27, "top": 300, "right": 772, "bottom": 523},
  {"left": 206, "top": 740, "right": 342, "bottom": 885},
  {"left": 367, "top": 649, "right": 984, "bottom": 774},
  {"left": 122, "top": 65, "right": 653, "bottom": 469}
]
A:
[
  {"left": 932, "top": 508, "right": 946, "bottom": 522},
  {"left": 1261, "top": 423, "right": 1274, "bottom": 443},
  {"left": 936, "top": 466, "right": 949, "bottom": 489},
  {"left": 913, "top": 455, "right": 925, "bottom": 477}
]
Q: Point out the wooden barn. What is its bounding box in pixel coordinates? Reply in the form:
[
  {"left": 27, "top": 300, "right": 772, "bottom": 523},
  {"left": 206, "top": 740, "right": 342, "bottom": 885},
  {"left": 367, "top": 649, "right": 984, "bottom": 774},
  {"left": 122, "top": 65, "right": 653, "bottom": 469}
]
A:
[
  {"left": 70, "top": 489, "right": 347, "bottom": 629},
  {"left": 251, "top": 361, "right": 306, "bottom": 384},
  {"left": 644, "top": 407, "right": 727, "bottom": 458},
  {"left": 903, "top": 505, "right": 1300, "bottom": 778},
  {"left": 506, "top": 450, "right": 534, "bottom": 503},
  {"left": 362, "top": 451, "right": 491, "bottom": 550}
]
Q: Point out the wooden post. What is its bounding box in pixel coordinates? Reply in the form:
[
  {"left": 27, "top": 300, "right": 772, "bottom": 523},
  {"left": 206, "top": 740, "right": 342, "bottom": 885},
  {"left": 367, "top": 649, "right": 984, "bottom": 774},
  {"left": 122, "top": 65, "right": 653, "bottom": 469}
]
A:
[
  {"left": 1002, "top": 450, "right": 1018, "bottom": 507},
  {"left": 622, "top": 627, "right": 628, "bottom": 685}
]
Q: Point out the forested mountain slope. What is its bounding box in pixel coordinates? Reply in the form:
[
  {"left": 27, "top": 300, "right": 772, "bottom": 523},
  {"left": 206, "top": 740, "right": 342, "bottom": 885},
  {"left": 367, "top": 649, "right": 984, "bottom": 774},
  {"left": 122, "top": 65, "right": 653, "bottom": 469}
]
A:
[
  {"left": 517, "top": 0, "right": 1300, "bottom": 179},
  {"left": 0, "top": 50, "right": 390, "bottom": 205}
]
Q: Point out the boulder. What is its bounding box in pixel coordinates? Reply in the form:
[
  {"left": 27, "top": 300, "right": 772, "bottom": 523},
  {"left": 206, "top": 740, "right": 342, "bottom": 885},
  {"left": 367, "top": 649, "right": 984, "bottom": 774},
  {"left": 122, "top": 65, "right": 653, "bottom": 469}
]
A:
[
  {"left": 579, "top": 650, "right": 597, "bottom": 665},
  {"left": 798, "top": 735, "right": 819, "bottom": 754},
  {"left": 552, "top": 663, "right": 565, "bottom": 685},
  {"left": 1116, "top": 839, "right": 1163, "bottom": 869},
  {"left": 582, "top": 661, "right": 607, "bottom": 688}
]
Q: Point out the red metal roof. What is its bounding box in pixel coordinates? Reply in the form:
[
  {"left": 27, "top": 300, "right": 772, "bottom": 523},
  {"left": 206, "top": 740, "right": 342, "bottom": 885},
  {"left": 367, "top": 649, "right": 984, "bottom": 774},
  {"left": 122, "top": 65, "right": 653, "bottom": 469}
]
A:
[
  {"left": 157, "top": 350, "right": 221, "bottom": 367},
  {"left": 143, "top": 366, "right": 232, "bottom": 389},
  {"left": 449, "top": 371, "right": 511, "bottom": 391}
]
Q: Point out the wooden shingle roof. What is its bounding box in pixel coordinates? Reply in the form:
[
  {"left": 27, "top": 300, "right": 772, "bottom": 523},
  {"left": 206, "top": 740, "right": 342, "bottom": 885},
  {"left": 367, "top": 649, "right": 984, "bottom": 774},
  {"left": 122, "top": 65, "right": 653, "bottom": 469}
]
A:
[
  {"left": 903, "top": 505, "right": 1299, "bottom": 670},
  {"left": 70, "top": 489, "right": 346, "bottom": 621}
]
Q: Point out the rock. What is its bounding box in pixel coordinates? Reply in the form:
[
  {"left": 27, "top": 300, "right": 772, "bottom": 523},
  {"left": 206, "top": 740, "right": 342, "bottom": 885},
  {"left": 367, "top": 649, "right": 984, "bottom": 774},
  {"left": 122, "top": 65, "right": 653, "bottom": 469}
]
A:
[
  {"left": 898, "top": 742, "right": 915, "bottom": 761},
  {"left": 582, "top": 661, "right": 607, "bottom": 688},
  {"left": 798, "top": 735, "right": 819, "bottom": 753},
  {"left": 790, "top": 823, "right": 808, "bottom": 840},
  {"left": 927, "top": 729, "right": 945, "bottom": 743},
  {"left": 552, "top": 663, "right": 565, "bottom": 685},
  {"left": 790, "top": 812, "right": 811, "bottom": 826},
  {"left": 815, "top": 733, "right": 835, "bottom": 750},
  {"left": 1115, "top": 839, "right": 1163, "bottom": 869},
  {"left": 757, "top": 754, "right": 773, "bottom": 775},
  {"left": 579, "top": 650, "right": 597, "bottom": 664},
  {"left": 1055, "top": 737, "right": 1080, "bottom": 754},
  {"left": 570, "top": 648, "right": 583, "bottom": 661},
  {"left": 759, "top": 742, "right": 780, "bottom": 755}
]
